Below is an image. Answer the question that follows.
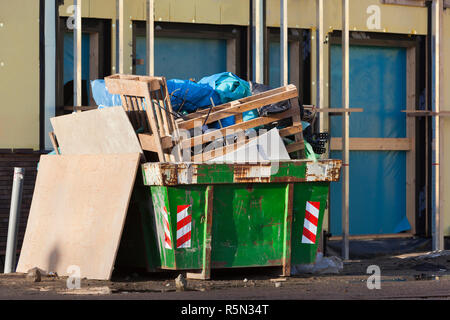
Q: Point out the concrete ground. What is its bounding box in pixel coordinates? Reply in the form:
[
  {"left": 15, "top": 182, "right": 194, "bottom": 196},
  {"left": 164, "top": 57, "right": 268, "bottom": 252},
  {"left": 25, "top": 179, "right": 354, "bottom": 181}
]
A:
[{"left": 1, "top": 249, "right": 450, "bottom": 300}]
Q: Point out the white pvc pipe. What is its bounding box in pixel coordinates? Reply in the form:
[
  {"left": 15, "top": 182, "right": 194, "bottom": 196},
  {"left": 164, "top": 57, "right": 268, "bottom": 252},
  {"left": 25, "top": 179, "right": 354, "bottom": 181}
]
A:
[{"left": 4, "top": 168, "right": 25, "bottom": 273}]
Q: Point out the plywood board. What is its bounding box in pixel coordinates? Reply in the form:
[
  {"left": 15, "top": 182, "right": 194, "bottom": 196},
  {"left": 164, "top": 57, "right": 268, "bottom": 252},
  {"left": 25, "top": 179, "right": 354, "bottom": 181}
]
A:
[
  {"left": 50, "top": 107, "right": 143, "bottom": 156},
  {"left": 16, "top": 153, "right": 141, "bottom": 280}
]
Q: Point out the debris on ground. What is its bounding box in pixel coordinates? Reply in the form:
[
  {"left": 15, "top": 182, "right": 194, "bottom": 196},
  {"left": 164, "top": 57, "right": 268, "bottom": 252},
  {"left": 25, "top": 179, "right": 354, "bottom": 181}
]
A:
[
  {"left": 26, "top": 267, "right": 43, "bottom": 283},
  {"left": 60, "top": 286, "right": 111, "bottom": 295},
  {"left": 291, "top": 253, "right": 344, "bottom": 275},
  {"left": 175, "top": 274, "right": 187, "bottom": 292}
]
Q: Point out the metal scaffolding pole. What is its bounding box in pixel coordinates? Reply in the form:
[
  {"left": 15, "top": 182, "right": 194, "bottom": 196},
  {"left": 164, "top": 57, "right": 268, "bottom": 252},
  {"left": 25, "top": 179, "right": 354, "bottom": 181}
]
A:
[
  {"left": 316, "top": 0, "right": 324, "bottom": 112},
  {"left": 146, "top": 0, "right": 155, "bottom": 76},
  {"left": 280, "top": 0, "right": 288, "bottom": 86},
  {"left": 116, "top": 0, "right": 124, "bottom": 74},
  {"left": 341, "top": 0, "right": 350, "bottom": 260},
  {"left": 431, "top": 0, "right": 443, "bottom": 251},
  {"left": 252, "top": 0, "right": 264, "bottom": 83},
  {"left": 44, "top": 0, "right": 56, "bottom": 150},
  {"left": 74, "top": 0, "right": 82, "bottom": 106}
]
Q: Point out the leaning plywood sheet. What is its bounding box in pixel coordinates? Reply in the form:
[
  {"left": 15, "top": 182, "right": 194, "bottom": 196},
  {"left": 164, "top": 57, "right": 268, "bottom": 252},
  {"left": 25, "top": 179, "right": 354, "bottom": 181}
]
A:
[
  {"left": 16, "top": 153, "right": 141, "bottom": 280},
  {"left": 50, "top": 106, "right": 143, "bottom": 156}
]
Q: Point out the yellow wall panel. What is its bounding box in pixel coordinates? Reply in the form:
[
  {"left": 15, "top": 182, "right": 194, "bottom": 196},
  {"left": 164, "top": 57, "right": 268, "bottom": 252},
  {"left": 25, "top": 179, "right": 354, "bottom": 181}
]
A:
[
  {"left": 155, "top": 0, "right": 170, "bottom": 22},
  {"left": 60, "top": 0, "right": 249, "bottom": 25},
  {"left": 221, "top": 0, "right": 249, "bottom": 25},
  {"left": 59, "top": 0, "right": 91, "bottom": 18},
  {"left": 170, "top": 0, "right": 195, "bottom": 23},
  {"left": 195, "top": 0, "right": 221, "bottom": 24},
  {"left": 125, "top": 0, "right": 146, "bottom": 20},
  {"left": 0, "top": 0, "right": 40, "bottom": 149},
  {"left": 90, "top": 0, "right": 116, "bottom": 19},
  {"left": 267, "top": 0, "right": 427, "bottom": 35}
]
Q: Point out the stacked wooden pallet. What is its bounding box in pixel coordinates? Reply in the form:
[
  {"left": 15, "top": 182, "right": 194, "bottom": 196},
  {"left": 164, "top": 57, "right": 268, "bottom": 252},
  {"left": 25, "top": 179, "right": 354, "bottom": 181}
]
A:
[{"left": 104, "top": 74, "right": 306, "bottom": 162}]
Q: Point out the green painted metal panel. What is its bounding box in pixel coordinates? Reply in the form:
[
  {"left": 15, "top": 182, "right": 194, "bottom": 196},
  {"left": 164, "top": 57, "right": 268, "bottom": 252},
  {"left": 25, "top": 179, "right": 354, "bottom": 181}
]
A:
[
  {"left": 210, "top": 184, "right": 287, "bottom": 268},
  {"left": 167, "top": 185, "right": 206, "bottom": 269},
  {"left": 141, "top": 161, "right": 338, "bottom": 271},
  {"left": 291, "top": 182, "right": 328, "bottom": 264}
]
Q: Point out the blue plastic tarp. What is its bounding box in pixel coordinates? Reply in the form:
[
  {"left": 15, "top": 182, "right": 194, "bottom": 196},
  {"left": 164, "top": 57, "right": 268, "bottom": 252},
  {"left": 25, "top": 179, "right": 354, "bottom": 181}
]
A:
[
  {"left": 198, "top": 72, "right": 259, "bottom": 124},
  {"left": 166, "top": 79, "right": 221, "bottom": 113},
  {"left": 91, "top": 80, "right": 122, "bottom": 109}
]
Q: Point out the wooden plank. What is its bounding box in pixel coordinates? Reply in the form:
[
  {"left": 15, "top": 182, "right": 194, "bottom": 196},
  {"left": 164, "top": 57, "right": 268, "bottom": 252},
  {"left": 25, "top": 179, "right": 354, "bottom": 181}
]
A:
[
  {"left": 181, "top": 108, "right": 296, "bottom": 149},
  {"left": 179, "top": 86, "right": 296, "bottom": 121},
  {"left": 89, "top": 32, "right": 99, "bottom": 106},
  {"left": 138, "top": 133, "right": 173, "bottom": 152},
  {"left": 63, "top": 106, "right": 98, "bottom": 112},
  {"left": 406, "top": 46, "right": 416, "bottom": 235},
  {"left": 313, "top": 108, "right": 364, "bottom": 114},
  {"left": 380, "top": 0, "right": 426, "bottom": 6},
  {"left": 144, "top": 92, "right": 167, "bottom": 162},
  {"left": 278, "top": 125, "right": 303, "bottom": 137},
  {"left": 330, "top": 138, "right": 412, "bottom": 151},
  {"left": 16, "top": 153, "right": 141, "bottom": 280},
  {"left": 178, "top": 86, "right": 298, "bottom": 130},
  {"left": 104, "top": 75, "right": 161, "bottom": 96},
  {"left": 289, "top": 99, "right": 306, "bottom": 158},
  {"left": 50, "top": 106, "right": 143, "bottom": 157},
  {"left": 329, "top": 232, "right": 414, "bottom": 241},
  {"left": 402, "top": 110, "right": 450, "bottom": 116},
  {"left": 48, "top": 132, "right": 60, "bottom": 155}
]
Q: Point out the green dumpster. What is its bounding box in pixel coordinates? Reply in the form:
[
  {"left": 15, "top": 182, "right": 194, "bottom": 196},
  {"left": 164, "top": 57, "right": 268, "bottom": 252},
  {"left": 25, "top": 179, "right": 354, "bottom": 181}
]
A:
[{"left": 141, "top": 160, "right": 341, "bottom": 279}]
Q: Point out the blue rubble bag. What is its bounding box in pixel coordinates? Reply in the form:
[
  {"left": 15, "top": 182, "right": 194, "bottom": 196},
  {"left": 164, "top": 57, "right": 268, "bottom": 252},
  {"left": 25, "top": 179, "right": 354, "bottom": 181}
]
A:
[{"left": 198, "top": 72, "right": 259, "bottom": 125}]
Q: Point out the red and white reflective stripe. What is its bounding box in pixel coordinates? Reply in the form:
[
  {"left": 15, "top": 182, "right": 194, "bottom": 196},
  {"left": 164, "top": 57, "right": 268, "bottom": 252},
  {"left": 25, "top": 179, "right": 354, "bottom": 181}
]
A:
[
  {"left": 302, "top": 201, "right": 320, "bottom": 244},
  {"left": 176, "top": 205, "right": 192, "bottom": 248},
  {"left": 162, "top": 206, "right": 172, "bottom": 249}
]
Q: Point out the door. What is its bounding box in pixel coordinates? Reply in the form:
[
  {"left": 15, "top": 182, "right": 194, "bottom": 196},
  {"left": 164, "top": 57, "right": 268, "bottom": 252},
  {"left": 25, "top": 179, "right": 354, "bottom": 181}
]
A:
[
  {"left": 134, "top": 35, "right": 227, "bottom": 80},
  {"left": 329, "top": 43, "right": 415, "bottom": 236}
]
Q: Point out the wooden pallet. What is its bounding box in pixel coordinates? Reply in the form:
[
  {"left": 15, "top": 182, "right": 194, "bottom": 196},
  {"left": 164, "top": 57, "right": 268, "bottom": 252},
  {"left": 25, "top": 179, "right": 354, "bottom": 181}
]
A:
[{"left": 105, "top": 74, "right": 306, "bottom": 162}]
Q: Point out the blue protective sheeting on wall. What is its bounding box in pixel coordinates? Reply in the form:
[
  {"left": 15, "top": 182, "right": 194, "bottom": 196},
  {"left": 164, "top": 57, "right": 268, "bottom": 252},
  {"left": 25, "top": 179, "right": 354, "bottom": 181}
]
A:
[
  {"left": 330, "top": 151, "right": 409, "bottom": 235},
  {"left": 329, "top": 44, "right": 409, "bottom": 236},
  {"left": 269, "top": 41, "right": 291, "bottom": 89},
  {"left": 135, "top": 36, "right": 227, "bottom": 81},
  {"left": 63, "top": 32, "right": 91, "bottom": 100}
]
